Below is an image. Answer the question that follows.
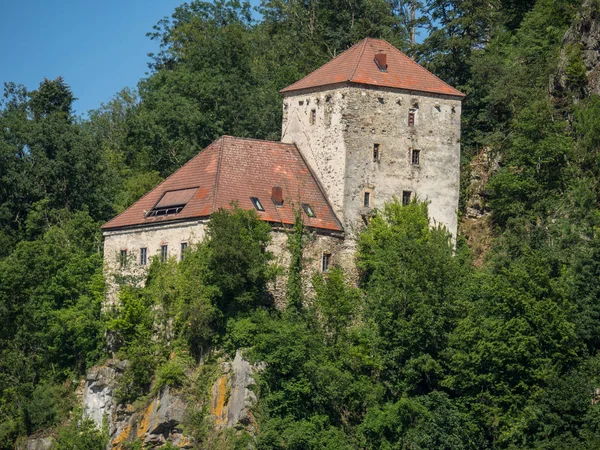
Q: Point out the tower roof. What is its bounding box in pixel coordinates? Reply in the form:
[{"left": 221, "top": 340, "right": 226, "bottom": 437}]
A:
[
  {"left": 102, "top": 136, "right": 343, "bottom": 233},
  {"left": 281, "top": 37, "right": 465, "bottom": 98}
]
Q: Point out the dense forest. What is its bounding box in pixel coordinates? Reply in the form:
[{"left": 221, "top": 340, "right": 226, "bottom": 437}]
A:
[{"left": 3, "top": 0, "right": 600, "bottom": 448}]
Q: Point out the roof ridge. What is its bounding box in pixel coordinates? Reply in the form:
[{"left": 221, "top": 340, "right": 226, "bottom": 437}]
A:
[
  {"left": 220, "top": 135, "right": 295, "bottom": 146},
  {"left": 280, "top": 39, "right": 365, "bottom": 93},
  {"left": 101, "top": 140, "right": 219, "bottom": 230},
  {"left": 211, "top": 136, "right": 226, "bottom": 213},
  {"left": 349, "top": 38, "right": 369, "bottom": 81}
]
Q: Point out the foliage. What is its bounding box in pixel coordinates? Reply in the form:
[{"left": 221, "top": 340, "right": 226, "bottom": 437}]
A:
[
  {"left": 4, "top": 0, "right": 600, "bottom": 448},
  {"left": 50, "top": 409, "right": 108, "bottom": 450}
]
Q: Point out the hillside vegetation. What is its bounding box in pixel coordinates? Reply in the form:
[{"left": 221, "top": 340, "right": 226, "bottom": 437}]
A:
[{"left": 3, "top": 0, "right": 600, "bottom": 448}]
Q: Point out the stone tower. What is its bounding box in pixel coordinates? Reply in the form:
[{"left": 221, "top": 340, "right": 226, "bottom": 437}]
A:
[{"left": 281, "top": 38, "right": 464, "bottom": 239}]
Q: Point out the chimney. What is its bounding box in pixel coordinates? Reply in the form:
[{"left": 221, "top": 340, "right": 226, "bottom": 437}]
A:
[
  {"left": 272, "top": 186, "right": 283, "bottom": 206},
  {"left": 374, "top": 52, "right": 387, "bottom": 72}
]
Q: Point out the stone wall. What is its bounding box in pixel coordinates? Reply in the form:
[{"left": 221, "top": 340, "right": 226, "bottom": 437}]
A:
[
  {"left": 281, "top": 86, "right": 349, "bottom": 222},
  {"left": 104, "top": 221, "right": 349, "bottom": 307},
  {"left": 282, "top": 83, "right": 462, "bottom": 240},
  {"left": 103, "top": 220, "right": 209, "bottom": 304}
]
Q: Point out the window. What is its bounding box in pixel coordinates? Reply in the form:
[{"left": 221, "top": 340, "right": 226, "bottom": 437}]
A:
[
  {"left": 310, "top": 109, "right": 316, "bottom": 124},
  {"left": 402, "top": 190, "right": 412, "bottom": 206},
  {"left": 180, "top": 242, "right": 188, "bottom": 260},
  {"left": 119, "top": 250, "right": 127, "bottom": 268},
  {"left": 140, "top": 247, "right": 147, "bottom": 266},
  {"left": 321, "top": 252, "right": 332, "bottom": 273},
  {"left": 146, "top": 187, "right": 197, "bottom": 217},
  {"left": 302, "top": 203, "right": 316, "bottom": 218},
  {"left": 363, "top": 191, "right": 371, "bottom": 208},
  {"left": 373, "top": 144, "right": 380, "bottom": 162},
  {"left": 408, "top": 110, "right": 415, "bottom": 127},
  {"left": 161, "top": 245, "right": 168, "bottom": 262},
  {"left": 299, "top": 100, "right": 304, "bottom": 106},
  {"left": 250, "top": 197, "right": 264, "bottom": 211},
  {"left": 378, "top": 97, "right": 384, "bottom": 104},
  {"left": 411, "top": 149, "right": 420, "bottom": 165}
]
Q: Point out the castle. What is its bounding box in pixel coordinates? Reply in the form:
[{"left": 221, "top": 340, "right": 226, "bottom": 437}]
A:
[{"left": 102, "top": 38, "right": 464, "bottom": 281}]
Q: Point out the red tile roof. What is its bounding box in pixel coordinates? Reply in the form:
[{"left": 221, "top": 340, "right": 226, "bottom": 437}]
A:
[
  {"left": 101, "top": 136, "right": 343, "bottom": 232},
  {"left": 281, "top": 37, "right": 465, "bottom": 97}
]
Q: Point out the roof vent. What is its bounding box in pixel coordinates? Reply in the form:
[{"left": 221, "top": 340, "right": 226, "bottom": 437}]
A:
[
  {"left": 374, "top": 52, "right": 387, "bottom": 72},
  {"left": 272, "top": 186, "right": 283, "bottom": 206}
]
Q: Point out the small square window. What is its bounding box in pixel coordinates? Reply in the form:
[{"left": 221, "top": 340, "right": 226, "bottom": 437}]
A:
[
  {"left": 250, "top": 197, "right": 264, "bottom": 211},
  {"left": 310, "top": 109, "right": 316, "bottom": 124},
  {"left": 119, "top": 250, "right": 127, "bottom": 268},
  {"left": 180, "top": 242, "right": 188, "bottom": 260},
  {"left": 161, "top": 245, "right": 168, "bottom": 262},
  {"left": 302, "top": 203, "right": 316, "bottom": 218},
  {"left": 378, "top": 97, "right": 384, "bottom": 104},
  {"left": 322, "top": 252, "right": 332, "bottom": 272},
  {"left": 363, "top": 191, "right": 371, "bottom": 208},
  {"left": 373, "top": 144, "right": 380, "bottom": 162},
  {"left": 299, "top": 100, "right": 304, "bottom": 106},
  {"left": 408, "top": 111, "right": 415, "bottom": 127},
  {"left": 412, "top": 149, "right": 420, "bottom": 165},
  {"left": 402, "top": 191, "right": 412, "bottom": 206},
  {"left": 140, "top": 247, "right": 147, "bottom": 266}
]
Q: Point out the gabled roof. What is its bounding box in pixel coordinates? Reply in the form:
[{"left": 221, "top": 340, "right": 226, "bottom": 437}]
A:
[
  {"left": 281, "top": 37, "right": 465, "bottom": 98},
  {"left": 101, "top": 136, "right": 343, "bottom": 232}
]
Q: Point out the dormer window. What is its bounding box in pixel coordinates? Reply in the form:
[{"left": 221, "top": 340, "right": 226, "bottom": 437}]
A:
[
  {"left": 250, "top": 197, "right": 265, "bottom": 211},
  {"left": 146, "top": 188, "right": 197, "bottom": 217},
  {"left": 302, "top": 203, "right": 316, "bottom": 218},
  {"left": 374, "top": 52, "right": 387, "bottom": 72}
]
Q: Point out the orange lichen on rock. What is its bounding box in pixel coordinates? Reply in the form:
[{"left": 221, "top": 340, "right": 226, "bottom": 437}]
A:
[
  {"left": 136, "top": 401, "right": 156, "bottom": 440},
  {"left": 211, "top": 375, "right": 228, "bottom": 426},
  {"left": 112, "top": 424, "right": 131, "bottom": 449}
]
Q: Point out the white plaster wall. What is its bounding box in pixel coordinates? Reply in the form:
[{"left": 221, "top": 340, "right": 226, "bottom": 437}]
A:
[
  {"left": 281, "top": 86, "right": 350, "bottom": 223},
  {"left": 103, "top": 221, "right": 208, "bottom": 304},
  {"left": 342, "top": 86, "right": 462, "bottom": 239},
  {"left": 283, "top": 83, "right": 462, "bottom": 240}
]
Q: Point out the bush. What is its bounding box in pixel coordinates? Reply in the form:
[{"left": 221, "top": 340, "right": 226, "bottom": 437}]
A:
[{"left": 156, "top": 356, "right": 188, "bottom": 390}]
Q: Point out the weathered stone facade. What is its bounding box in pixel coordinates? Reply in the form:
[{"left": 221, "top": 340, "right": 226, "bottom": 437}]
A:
[
  {"left": 282, "top": 83, "right": 462, "bottom": 239},
  {"left": 104, "top": 220, "right": 349, "bottom": 305}
]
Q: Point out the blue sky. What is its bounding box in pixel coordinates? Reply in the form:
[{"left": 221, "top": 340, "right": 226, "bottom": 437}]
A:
[{"left": 0, "top": 0, "right": 182, "bottom": 116}]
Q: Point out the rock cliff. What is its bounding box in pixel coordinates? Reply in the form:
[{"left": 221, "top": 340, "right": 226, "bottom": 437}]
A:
[{"left": 79, "top": 350, "right": 259, "bottom": 448}]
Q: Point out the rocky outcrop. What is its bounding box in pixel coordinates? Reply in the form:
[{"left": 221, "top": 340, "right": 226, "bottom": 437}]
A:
[
  {"left": 459, "top": 148, "right": 499, "bottom": 266},
  {"left": 82, "top": 359, "right": 193, "bottom": 448},
  {"left": 552, "top": 0, "right": 600, "bottom": 100},
  {"left": 210, "top": 350, "right": 260, "bottom": 431},
  {"left": 22, "top": 436, "right": 53, "bottom": 450},
  {"left": 112, "top": 386, "right": 191, "bottom": 449},
  {"left": 82, "top": 359, "right": 129, "bottom": 435},
  {"left": 81, "top": 351, "right": 260, "bottom": 448}
]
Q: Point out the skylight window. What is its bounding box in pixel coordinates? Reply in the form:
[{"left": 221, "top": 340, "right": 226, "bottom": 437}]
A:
[
  {"left": 302, "top": 203, "right": 316, "bottom": 218},
  {"left": 146, "top": 188, "right": 197, "bottom": 218},
  {"left": 250, "top": 197, "right": 265, "bottom": 211}
]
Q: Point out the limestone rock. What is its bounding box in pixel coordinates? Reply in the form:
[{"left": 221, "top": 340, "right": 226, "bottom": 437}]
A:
[
  {"left": 111, "top": 386, "right": 190, "bottom": 448},
  {"left": 210, "top": 350, "right": 260, "bottom": 430},
  {"left": 552, "top": 0, "right": 600, "bottom": 100},
  {"left": 24, "top": 437, "right": 53, "bottom": 450},
  {"left": 82, "top": 359, "right": 128, "bottom": 435}
]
